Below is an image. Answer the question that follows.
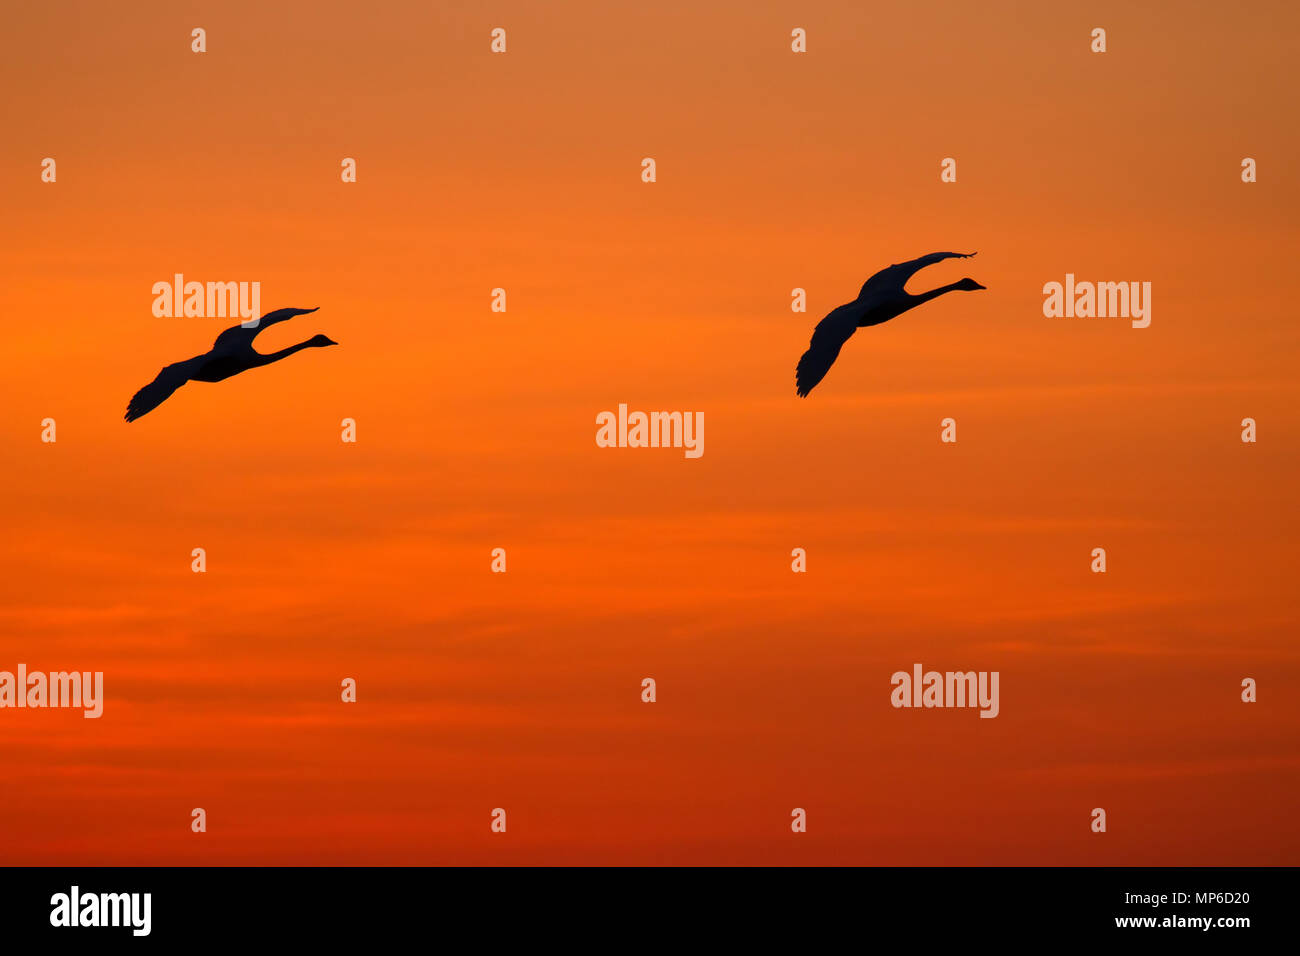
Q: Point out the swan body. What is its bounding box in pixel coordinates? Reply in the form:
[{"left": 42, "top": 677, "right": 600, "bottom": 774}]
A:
[
  {"left": 795, "top": 252, "right": 985, "bottom": 397},
  {"left": 125, "top": 307, "right": 337, "bottom": 422}
]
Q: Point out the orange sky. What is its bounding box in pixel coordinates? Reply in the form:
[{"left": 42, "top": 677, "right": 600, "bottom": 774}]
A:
[{"left": 1, "top": 0, "right": 1297, "bottom": 864}]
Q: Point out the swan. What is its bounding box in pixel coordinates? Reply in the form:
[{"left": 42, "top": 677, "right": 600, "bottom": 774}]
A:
[
  {"left": 125, "top": 307, "right": 337, "bottom": 422},
  {"left": 795, "top": 252, "right": 985, "bottom": 397}
]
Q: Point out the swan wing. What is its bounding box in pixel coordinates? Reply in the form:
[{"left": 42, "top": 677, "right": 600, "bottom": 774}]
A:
[
  {"left": 124, "top": 357, "right": 203, "bottom": 422},
  {"left": 212, "top": 306, "right": 320, "bottom": 350},
  {"left": 796, "top": 309, "right": 858, "bottom": 397},
  {"left": 860, "top": 251, "right": 976, "bottom": 296}
]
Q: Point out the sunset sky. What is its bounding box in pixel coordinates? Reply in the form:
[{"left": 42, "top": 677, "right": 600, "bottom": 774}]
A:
[{"left": 2, "top": 0, "right": 1297, "bottom": 864}]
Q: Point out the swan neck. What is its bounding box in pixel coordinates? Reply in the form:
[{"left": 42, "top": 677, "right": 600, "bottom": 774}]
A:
[
  {"left": 913, "top": 281, "right": 964, "bottom": 304},
  {"left": 260, "top": 340, "right": 315, "bottom": 364}
]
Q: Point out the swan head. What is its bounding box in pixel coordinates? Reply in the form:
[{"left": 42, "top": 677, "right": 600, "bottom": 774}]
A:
[
  {"left": 956, "top": 278, "right": 986, "bottom": 291},
  {"left": 309, "top": 334, "right": 339, "bottom": 347}
]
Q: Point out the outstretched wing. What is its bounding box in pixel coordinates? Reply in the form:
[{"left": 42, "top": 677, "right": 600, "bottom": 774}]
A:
[
  {"left": 124, "top": 357, "right": 203, "bottom": 422},
  {"left": 795, "top": 308, "right": 858, "bottom": 397},
  {"left": 860, "top": 251, "right": 976, "bottom": 297},
  {"left": 211, "top": 306, "right": 320, "bottom": 351}
]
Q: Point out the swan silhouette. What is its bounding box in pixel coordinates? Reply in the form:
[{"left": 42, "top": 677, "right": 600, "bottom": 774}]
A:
[
  {"left": 795, "top": 252, "right": 985, "bottom": 397},
  {"left": 125, "top": 307, "right": 338, "bottom": 422}
]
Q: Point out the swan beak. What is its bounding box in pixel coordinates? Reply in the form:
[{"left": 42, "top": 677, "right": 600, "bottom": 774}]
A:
[{"left": 972, "top": 282, "right": 987, "bottom": 290}]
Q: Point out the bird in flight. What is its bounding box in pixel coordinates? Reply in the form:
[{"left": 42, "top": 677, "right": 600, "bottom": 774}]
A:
[
  {"left": 125, "top": 307, "right": 338, "bottom": 422},
  {"left": 795, "top": 252, "right": 985, "bottom": 397}
]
